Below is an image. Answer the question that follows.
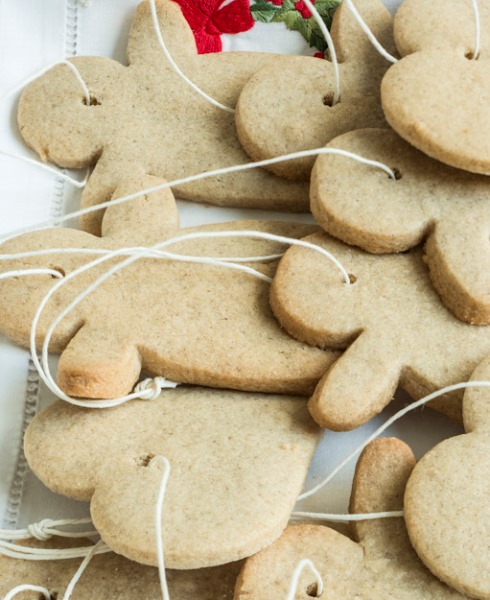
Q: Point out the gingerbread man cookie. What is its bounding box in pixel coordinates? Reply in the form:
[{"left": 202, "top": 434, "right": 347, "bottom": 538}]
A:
[
  {"left": 270, "top": 230, "right": 490, "bottom": 429},
  {"left": 0, "top": 174, "right": 334, "bottom": 399},
  {"left": 235, "top": 0, "right": 395, "bottom": 180},
  {"left": 310, "top": 128, "right": 490, "bottom": 324},
  {"left": 382, "top": 0, "right": 490, "bottom": 174},
  {"left": 18, "top": 0, "right": 309, "bottom": 234},
  {"left": 405, "top": 356, "right": 490, "bottom": 599},
  {"left": 235, "top": 438, "right": 466, "bottom": 599},
  {"left": 24, "top": 386, "right": 321, "bottom": 568}
]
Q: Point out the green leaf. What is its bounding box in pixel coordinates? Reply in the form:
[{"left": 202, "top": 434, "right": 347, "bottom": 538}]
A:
[
  {"left": 309, "top": 27, "right": 328, "bottom": 52},
  {"left": 282, "top": 0, "right": 296, "bottom": 10},
  {"left": 274, "top": 9, "right": 301, "bottom": 29},
  {"left": 291, "top": 16, "right": 313, "bottom": 42},
  {"left": 251, "top": 1, "right": 281, "bottom": 23}
]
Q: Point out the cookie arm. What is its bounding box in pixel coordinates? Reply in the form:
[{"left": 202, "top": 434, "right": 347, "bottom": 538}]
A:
[
  {"left": 308, "top": 332, "right": 401, "bottom": 430},
  {"left": 57, "top": 325, "right": 142, "bottom": 399}
]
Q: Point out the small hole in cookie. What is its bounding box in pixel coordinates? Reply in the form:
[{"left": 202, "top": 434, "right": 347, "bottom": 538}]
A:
[
  {"left": 322, "top": 93, "right": 334, "bottom": 107},
  {"left": 465, "top": 51, "right": 478, "bottom": 60},
  {"left": 134, "top": 453, "right": 156, "bottom": 467},
  {"left": 306, "top": 583, "right": 320, "bottom": 597},
  {"left": 50, "top": 266, "right": 66, "bottom": 278},
  {"left": 82, "top": 95, "right": 101, "bottom": 106},
  {"left": 392, "top": 168, "right": 402, "bottom": 181},
  {"left": 348, "top": 273, "right": 357, "bottom": 284}
]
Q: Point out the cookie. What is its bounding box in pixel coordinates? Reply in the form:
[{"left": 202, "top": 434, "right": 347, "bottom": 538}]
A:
[
  {"left": 0, "top": 538, "right": 242, "bottom": 599},
  {"left": 235, "top": 438, "right": 466, "bottom": 599},
  {"left": 24, "top": 386, "right": 321, "bottom": 568},
  {"left": 310, "top": 128, "right": 490, "bottom": 324},
  {"left": 0, "top": 174, "right": 334, "bottom": 399},
  {"left": 381, "top": 0, "right": 490, "bottom": 174},
  {"left": 405, "top": 356, "right": 490, "bottom": 599},
  {"left": 270, "top": 230, "right": 490, "bottom": 430},
  {"left": 235, "top": 0, "right": 395, "bottom": 181},
  {"left": 17, "top": 0, "right": 309, "bottom": 234}
]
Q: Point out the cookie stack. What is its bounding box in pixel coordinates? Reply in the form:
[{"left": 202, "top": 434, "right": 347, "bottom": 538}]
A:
[{"left": 0, "top": 0, "right": 488, "bottom": 598}]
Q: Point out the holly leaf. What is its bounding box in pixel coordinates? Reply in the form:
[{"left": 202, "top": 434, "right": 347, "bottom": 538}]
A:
[
  {"left": 309, "top": 27, "right": 328, "bottom": 52},
  {"left": 251, "top": 1, "right": 281, "bottom": 23},
  {"left": 291, "top": 16, "right": 314, "bottom": 42},
  {"left": 274, "top": 9, "right": 301, "bottom": 29}
]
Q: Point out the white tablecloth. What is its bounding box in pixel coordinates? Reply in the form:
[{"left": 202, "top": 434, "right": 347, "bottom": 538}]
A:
[{"left": 0, "top": 0, "right": 462, "bottom": 539}]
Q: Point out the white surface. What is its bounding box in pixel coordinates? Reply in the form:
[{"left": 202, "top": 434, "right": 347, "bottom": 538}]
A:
[{"left": 0, "top": 0, "right": 463, "bottom": 561}]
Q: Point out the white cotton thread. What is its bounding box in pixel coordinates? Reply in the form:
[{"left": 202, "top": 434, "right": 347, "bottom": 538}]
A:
[
  {"left": 0, "top": 268, "right": 64, "bottom": 281},
  {"left": 3, "top": 584, "right": 51, "bottom": 600},
  {"left": 471, "top": 0, "right": 481, "bottom": 59},
  {"left": 0, "top": 539, "right": 111, "bottom": 561},
  {"left": 291, "top": 510, "right": 404, "bottom": 521},
  {"left": 135, "top": 377, "right": 179, "bottom": 400},
  {"left": 2, "top": 59, "right": 89, "bottom": 102},
  {"left": 148, "top": 0, "right": 234, "bottom": 114},
  {"left": 297, "top": 380, "right": 490, "bottom": 502},
  {"left": 0, "top": 518, "right": 98, "bottom": 542},
  {"left": 61, "top": 539, "right": 106, "bottom": 600},
  {"left": 0, "top": 150, "right": 89, "bottom": 189},
  {"left": 0, "top": 146, "right": 396, "bottom": 244},
  {"left": 152, "top": 456, "right": 171, "bottom": 600},
  {"left": 343, "top": 0, "right": 398, "bottom": 63},
  {"left": 302, "top": 0, "right": 341, "bottom": 105},
  {"left": 286, "top": 558, "right": 324, "bottom": 600}
]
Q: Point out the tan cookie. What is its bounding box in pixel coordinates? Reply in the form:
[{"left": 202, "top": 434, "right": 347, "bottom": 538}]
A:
[
  {"left": 17, "top": 0, "right": 309, "bottom": 234},
  {"left": 270, "top": 230, "right": 490, "bottom": 430},
  {"left": 0, "top": 174, "right": 334, "bottom": 399},
  {"left": 381, "top": 0, "right": 490, "bottom": 174},
  {"left": 405, "top": 356, "right": 490, "bottom": 599},
  {"left": 310, "top": 128, "right": 490, "bottom": 324},
  {"left": 235, "top": 437, "right": 467, "bottom": 599},
  {"left": 0, "top": 537, "right": 242, "bottom": 599},
  {"left": 24, "top": 386, "right": 320, "bottom": 568},
  {"left": 235, "top": 0, "right": 395, "bottom": 181}
]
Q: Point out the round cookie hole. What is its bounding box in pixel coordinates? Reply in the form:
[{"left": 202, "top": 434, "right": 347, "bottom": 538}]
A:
[
  {"left": 392, "top": 168, "right": 402, "bottom": 181},
  {"left": 322, "top": 93, "right": 335, "bottom": 107},
  {"left": 50, "top": 266, "right": 66, "bottom": 278},
  {"left": 465, "top": 50, "right": 479, "bottom": 60},
  {"left": 82, "top": 95, "right": 102, "bottom": 106},
  {"left": 306, "top": 583, "right": 321, "bottom": 597},
  {"left": 134, "top": 453, "right": 156, "bottom": 467},
  {"left": 348, "top": 273, "right": 357, "bottom": 284}
]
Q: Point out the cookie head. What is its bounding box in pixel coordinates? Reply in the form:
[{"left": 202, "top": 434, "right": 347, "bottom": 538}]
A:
[
  {"left": 381, "top": 0, "right": 490, "bottom": 174},
  {"left": 24, "top": 387, "right": 321, "bottom": 569},
  {"left": 310, "top": 128, "right": 490, "bottom": 324},
  {"left": 235, "top": 0, "right": 394, "bottom": 180},
  {"left": 405, "top": 356, "right": 490, "bottom": 599}
]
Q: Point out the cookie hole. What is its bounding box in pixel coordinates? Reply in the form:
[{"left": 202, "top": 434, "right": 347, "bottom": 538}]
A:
[
  {"left": 82, "top": 95, "right": 101, "bottom": 106},
  {"left": 50, "top": 593, "right": 59, "bottom": 600},
  {"left": 392, "top": 167, "right": 402, "bottom": 181},
  {"left": 348, "top": 273, "right": 357, "bottom": 284},
  {"left": 134, "top": 453, "right": 156, "bottom": 467},
  {"left": 465, "top": 51, "right": 479, "bottom": 60},
  {"left": 323, "top": 93, "right": 336, "bottom": 107},
  {"left": 306, "top": 583, "right": 321, "bottom": 597},
  {"left": 50, "top": 266, "right": 65, "bottom": 278}
]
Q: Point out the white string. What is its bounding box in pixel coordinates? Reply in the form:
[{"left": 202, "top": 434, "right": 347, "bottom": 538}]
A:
[
  {"left": 0, "top": 268, "right": 64, "bottom": 281},
  {"left": 286, "top": 559, "right": 324, "bottom": 600},
  {"left": 291, "top": 510, "right": 404, "bottom": 521},
  {"left": 0, "top": 518, "right": 97, "bottom": 542},
  {"left": 343, "top": 0, "right": 398, "bottom": 63},
  {"left": 0, "top": 539, "right": 111, "bottom": 561},
  {"left": 148, "top": 0, "right": 234, "bottom": 114},
  {"left": 61, "top": 539, "right": 106, "bottom": 600},
  {"left": 298, "top": 380, "right": 490, "bottom": 502},
  {"left": 0, "top": 146, "right": 396, "bottom": 245},
  {"left": 153, "top": 456, "right": 171, "bottom": 600},
  {"left": 2, "top": 59, "right": 90, "bottom": 103},
  {"left": 471, "top": 0, "right": 481, "bottom": 59},
  {"left": 3, "top": 584, "right": 51, "bottom": 600},
  {"left": 302, "top": 0, "right": 340, "bottom": 105},
  {"left": 0, "top": 150, "right": 89, "bottom": 189}
]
